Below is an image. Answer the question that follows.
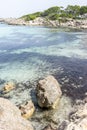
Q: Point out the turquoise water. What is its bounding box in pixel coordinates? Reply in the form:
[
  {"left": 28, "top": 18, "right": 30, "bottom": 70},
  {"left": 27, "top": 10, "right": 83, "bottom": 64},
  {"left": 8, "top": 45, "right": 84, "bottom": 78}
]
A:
[{"left": 0, "top": 23, "right": 87, "bottom": 84}]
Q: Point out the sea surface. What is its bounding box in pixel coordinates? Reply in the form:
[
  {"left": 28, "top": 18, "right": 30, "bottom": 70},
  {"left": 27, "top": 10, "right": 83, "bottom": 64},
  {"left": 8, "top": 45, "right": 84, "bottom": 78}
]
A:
[
  {"left": 0, "top": 23, "right": 87, "bottom": 84},
  {"left": 0, "top": 23, "right": 87, "bottom": 129}
]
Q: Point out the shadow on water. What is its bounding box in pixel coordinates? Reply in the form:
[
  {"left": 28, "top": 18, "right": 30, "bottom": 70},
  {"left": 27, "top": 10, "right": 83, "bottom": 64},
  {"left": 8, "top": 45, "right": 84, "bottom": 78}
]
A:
[
  {"left": 0, "top": 51, "right": 87, "bottom": 102},
  {"left": 0, "top": 52, "right": 87, "bottom": 130}
]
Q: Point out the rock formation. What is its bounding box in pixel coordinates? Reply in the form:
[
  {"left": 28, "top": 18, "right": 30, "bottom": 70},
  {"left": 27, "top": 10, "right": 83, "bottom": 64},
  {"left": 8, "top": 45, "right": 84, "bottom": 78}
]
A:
[
  {"left": 65, "top": 103, "right": 87, "bottom": 130},
  {"left": 0, "top": 98, "right": 33, "bottom": 130},
  {"left": 36, "top": 75, "right": 62, "bottom": 109},
  {"left": 0, "top": 17, "right": 87, "bottom": 29},
  {"left": 2, "top": 82, "right": 15, "bottom": 93},
  {"left": 19, "top": 100, "right": 35, "bottom": 119}
]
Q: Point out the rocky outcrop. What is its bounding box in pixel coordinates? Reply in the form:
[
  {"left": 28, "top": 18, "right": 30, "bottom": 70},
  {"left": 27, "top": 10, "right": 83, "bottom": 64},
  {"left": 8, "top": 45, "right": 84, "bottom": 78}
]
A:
[
  {"left": 0, "top": 18, "right": 29, "bottom": 25},
  {"left": 36, "top": 75, "right": 62, "bottom": 109},
  {"left": 66, "top": 119, "right": 87, "bottom": 130},
  {"left": 0, "top": 17, "right": 87, "bottom": 29},
  {"left": 60, "top": 19, "right": 87, "bottom": 29},
  {"left": 0, "top": 98, "right": 33, "bottom": 130},
  {"left": 19, "top": 100, "right": 35, "bottom": 119},
  {"left": 65, "top": 103, "right": 87, "bottom": 130}
]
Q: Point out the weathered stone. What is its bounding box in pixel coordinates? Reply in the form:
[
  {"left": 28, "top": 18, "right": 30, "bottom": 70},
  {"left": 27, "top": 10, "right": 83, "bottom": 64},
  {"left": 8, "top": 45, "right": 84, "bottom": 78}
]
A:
[
  {"left": 0, "top": 17, "right": 87, "bottom": 29},
  {"left": 70, "top": 103, "right": 87, "bottom": 122},
  {"left": 66, "top": 119, "right": 87, "bottom": 130},
  {"left": 19, "top": 100, "right": 35, "bottom": 119},
  {"left": 43, "top": 125, "right": 57, "bottom": 130},
  {"left": 36, "top": 75, "right": 62, "bottom": 109},
  {"left": 0, "top": 98, "right": 33, "bottom": 130},
  {"left": 66, "top": 103, "right": 87, "bottom": 130},
  {"left": 2, "top": 82, "right": 15, "bottom": 93}
]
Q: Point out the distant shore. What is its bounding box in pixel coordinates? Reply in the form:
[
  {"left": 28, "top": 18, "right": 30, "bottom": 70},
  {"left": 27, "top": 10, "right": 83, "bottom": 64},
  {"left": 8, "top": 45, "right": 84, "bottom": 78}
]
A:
[{"left": 0, "top": 17, "right": 87, "bottom": 29}]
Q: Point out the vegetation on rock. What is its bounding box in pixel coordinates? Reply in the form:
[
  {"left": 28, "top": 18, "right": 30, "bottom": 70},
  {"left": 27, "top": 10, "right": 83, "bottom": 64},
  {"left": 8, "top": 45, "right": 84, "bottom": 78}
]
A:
[
  {"left": 21, "top": 5, "right": 87, "bottom": 21},
  {"left": 22, "top": 12, "right": 42, "bottom": 21}
]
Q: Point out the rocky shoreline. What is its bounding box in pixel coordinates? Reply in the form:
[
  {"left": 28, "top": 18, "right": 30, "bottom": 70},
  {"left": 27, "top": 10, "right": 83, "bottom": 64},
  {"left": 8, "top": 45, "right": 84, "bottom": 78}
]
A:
[
  {"left": 0, "top": 18, "right": 87, "bottom": 130},
  {"left": 0, "top": 17, "right": 87, "bottom": 29},
  {"left": 0, "top": 75, "right": 87, "bottom": 130}
]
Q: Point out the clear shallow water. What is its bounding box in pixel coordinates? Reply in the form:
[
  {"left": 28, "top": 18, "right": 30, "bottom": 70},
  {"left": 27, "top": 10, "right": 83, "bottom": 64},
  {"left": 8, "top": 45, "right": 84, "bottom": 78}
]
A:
[
  {"left": 0, "top": 23, "right": 87, "bottom": 83},
  {"left": 0, "top": 23, "right": 87, "bottom": 130}
]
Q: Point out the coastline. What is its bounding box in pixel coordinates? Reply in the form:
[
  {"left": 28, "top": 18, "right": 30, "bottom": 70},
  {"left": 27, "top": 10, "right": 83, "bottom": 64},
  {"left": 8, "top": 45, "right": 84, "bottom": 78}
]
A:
[
  {"left": 0, "top": 17, "right": 87, "bottom": 29},
  {"left": 0, "top": 19, "right": 87, "bottom": 130}
]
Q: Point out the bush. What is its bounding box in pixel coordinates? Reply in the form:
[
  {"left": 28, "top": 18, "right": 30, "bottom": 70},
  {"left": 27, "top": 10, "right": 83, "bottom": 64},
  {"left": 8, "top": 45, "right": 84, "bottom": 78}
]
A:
[
  {"left": 22, "top": 12, "right": 42, "bottom": 21},
  {"left": 41, "top": 6, "right": 61, "bottom": 17},
  {"left": 49, "top": 14, "right": 59, "bottom": 20}
]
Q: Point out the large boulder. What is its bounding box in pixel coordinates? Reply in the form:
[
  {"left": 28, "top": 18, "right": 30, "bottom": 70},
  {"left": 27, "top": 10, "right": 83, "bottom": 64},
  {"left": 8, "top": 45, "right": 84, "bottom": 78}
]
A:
[
  {"left": 36, "top": 75, "right": 62, "bottom": 109},
  {"left": 0, "top": 98, "right": 33, "bottom": 130}
]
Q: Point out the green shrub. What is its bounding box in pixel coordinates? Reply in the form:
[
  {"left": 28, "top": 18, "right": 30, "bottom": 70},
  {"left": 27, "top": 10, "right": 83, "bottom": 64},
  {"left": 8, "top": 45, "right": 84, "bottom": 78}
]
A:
[
  {"left": 48, "top": 14, "right": 59, "bottom": 20},
  {"left": 42, "top": 6, "right": 61, "bottom": 17}
]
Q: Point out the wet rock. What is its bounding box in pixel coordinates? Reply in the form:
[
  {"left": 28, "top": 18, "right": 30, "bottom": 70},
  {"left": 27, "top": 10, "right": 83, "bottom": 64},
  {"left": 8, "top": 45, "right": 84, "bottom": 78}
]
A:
[
  {"left": 43, "top": 125, "right": 58, "bottom": 130},
  {"left": 66, "top": 103, "right": 87, "bottom": 130},
  {"left": 19, "top": 100, "right": 35, "bottom": 119},
  {"left": 36, "top": 75, "right": 62, "bottom": 109},
  {"left": 58, "top": 121, "right": 68, "bottom": 130},
  {"left": 0, "top": 98, "right": 33, "bottom": 130},
  {"left": 70, "top": 103, "right": 87, "bottom": 121},
  {"left": 2, "top": 82, "right": 15, "bottom": 93},
  {"left": 66, "top": 119, "right": 87, "bottom": 130}
]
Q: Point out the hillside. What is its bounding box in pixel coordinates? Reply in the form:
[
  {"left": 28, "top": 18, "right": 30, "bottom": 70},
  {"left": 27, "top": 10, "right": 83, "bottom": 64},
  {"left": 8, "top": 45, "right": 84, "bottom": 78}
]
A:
[
  {"left": 0, "top": 5, "right": 87, "bottom": 29},
  {"left": 21, "top": 5, "right": 87, "bottom": 21}
]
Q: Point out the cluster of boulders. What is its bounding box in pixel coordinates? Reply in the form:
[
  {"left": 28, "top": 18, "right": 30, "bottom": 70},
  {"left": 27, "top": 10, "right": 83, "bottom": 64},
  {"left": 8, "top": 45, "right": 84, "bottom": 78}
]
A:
[
  {"left": 0, "top": 75, "right": 62, "bottom": 130},
  {"left": 65, "top": 103, "right": 87, "bottom": 130},
  {"left": 60, "top": 19, "right": 87, "bottom": 29},
  {"left": 1, "top": 75, "right": 87, "bottom": 130},
  {"left": 0, "top": 98, "right": 33, "bottom": 130},
  {"left": 42, "top": 102, "right": 87, "bottom": 130},
  {"left": 0, "top": 17, "right": 87, "bottom": 29},
  {"left": 0, "top": 18, "right": 29, "bottom": 25}
]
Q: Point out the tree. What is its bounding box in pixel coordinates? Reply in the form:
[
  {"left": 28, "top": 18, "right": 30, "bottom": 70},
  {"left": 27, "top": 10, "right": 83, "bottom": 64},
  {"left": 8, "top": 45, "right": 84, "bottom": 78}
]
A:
[
  {"left": 41, "top": 6, "right": 61, "bottom": 17},
  {"left": 80, "top": 6, "right": 87, "bottom": 15},
  {"left": 65, "top": 5, "right": 80, "bottom": 18},
  {"left": 49, "top": 14, "right": 59, "bottom": 20}
]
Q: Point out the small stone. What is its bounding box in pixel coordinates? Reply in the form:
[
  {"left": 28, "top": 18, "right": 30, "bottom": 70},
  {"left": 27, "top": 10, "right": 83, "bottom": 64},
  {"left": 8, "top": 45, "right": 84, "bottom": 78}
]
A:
[
  {"left": 2, "top": 82, "right": 15, "bottom": 93},
  {"left": 19, "top": 100, "right": 35, "bottom": 119}
]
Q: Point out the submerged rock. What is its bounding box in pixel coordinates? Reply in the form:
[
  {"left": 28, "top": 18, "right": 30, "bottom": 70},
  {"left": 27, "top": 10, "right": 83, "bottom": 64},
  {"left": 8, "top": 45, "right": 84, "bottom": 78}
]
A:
[
  {"left": 43, "top": 125, "right": 58, "bottom": 130},
  {"left": 36, "top": 75, "right": 62, "bottom": 109},
  {"left": 0, "top": 98, "right": 33, "bottom": 130},
  {"left": 66, "top": 103, "right": 87, "bottom": 130},
  {"left": 19, "top": 100, "right": 35, "bottom": 119},
  {"left": 2, "top": 82, "right": 15, "bottom": 93},
  {"left": 66, "top": 119, "right": 87, "bottom": 130}
]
